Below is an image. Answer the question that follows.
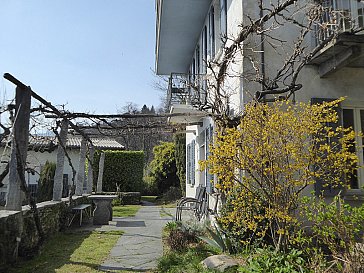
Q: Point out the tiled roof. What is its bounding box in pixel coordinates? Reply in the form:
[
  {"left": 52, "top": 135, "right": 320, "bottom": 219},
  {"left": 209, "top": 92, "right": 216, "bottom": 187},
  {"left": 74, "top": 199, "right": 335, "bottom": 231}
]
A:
[
  {"left": 66, "top": 137, "right": 125, "bottom": 150},
  {"left": 2, "top": 135, "right": 124, "bottom": 152}
]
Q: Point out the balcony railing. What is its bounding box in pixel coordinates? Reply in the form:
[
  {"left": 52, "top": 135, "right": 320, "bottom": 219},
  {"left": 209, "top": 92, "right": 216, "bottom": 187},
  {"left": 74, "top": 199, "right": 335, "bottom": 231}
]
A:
[
  {"left": 315, "top": 0, "right": 364, "bottom": 45},
  {"left": 166, "top": 73, "right": 207, "bottom": 110}
]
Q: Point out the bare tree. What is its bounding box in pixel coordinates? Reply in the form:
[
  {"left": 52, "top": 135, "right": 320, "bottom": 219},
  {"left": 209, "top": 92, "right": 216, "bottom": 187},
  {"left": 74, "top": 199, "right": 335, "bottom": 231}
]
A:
[{"left": 177, "top": 0, "right": 351, "bottom": 127}]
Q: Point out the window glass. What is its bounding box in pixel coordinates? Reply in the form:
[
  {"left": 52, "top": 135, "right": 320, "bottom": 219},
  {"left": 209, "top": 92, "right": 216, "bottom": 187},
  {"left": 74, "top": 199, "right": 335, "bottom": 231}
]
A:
[
  {"left": 343, "top": 109, "right": 358, "bottom": 189},
  {"left": 220, "top": 0, "right": 227, "bottom": 38},
  {"left": 203, "top": 26, "right": 208, "bottom": 72},
  {"left": 209, "top": 7, "right": 215, "bottom": 59},
  {"left": 358, "top": 2, "right": 364, "bottom": 27}
]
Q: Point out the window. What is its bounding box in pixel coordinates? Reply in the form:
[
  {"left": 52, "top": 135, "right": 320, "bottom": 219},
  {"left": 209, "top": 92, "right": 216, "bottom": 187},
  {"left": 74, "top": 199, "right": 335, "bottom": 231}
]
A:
[
  {"left": 203, "top": 26, "right": 208, "bottom": 73},
  {"left": 209, "top": 7, "right": 216, "bottom": 59},
  {"left": 342, "top": 107, "right": 364, "bottom": 190},
  {"left": 357, "top": 1, "right": 364, "bottom": 28},
  {"left": 220, "top": 0, "right": 227, "bottom": 39},
  {"left": 196, "top": 45, "right": 200, "bottom": 74}
]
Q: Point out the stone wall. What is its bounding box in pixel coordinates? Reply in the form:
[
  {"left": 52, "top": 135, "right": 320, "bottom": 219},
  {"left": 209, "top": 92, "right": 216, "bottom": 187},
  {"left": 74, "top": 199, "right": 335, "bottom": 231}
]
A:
[{"left": 0, "top": 195, "right": 90, "bottom": 270}]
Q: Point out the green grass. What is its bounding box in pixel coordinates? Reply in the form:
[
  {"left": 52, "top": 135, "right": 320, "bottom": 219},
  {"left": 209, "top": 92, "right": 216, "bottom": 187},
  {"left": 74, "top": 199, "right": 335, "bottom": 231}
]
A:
[
  {"left": 141, "top": 195, "right": 158, "bottom": 203},
  {"left": 8, "top": 230, "right": 123, "bottom": 273},
  {"left": 157, "top": 243, "right": 233, "bottom": 273},
  {"left": 112, "top": 205, "right": 141, "bottom": 217}
]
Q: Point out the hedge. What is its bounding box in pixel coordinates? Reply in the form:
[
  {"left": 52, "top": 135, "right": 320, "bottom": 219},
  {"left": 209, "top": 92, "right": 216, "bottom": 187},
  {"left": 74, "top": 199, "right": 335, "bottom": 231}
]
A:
[{"left": 93, "top": 150, "right": 144, "bottom": 192}]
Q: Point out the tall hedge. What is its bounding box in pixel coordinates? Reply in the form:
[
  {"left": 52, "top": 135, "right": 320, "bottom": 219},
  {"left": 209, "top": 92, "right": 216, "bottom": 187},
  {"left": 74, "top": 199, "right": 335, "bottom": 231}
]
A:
[
  {"left": 174, "top": 134, "right": 186, "bottom": 195},
  {"left": 93, "top": 151, "right": 144, "bottom": 192}
]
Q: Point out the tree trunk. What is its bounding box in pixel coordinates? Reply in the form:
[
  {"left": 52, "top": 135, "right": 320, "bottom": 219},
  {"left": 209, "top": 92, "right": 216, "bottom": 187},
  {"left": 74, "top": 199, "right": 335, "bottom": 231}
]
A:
[{"left": 52, "top": 119, "right": 68, "bottom": 201}]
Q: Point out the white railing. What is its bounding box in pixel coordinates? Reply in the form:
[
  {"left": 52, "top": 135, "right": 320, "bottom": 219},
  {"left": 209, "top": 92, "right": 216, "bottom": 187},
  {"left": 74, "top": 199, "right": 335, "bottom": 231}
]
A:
[
  {"left": 315, "top": 0, "right": 364, "bottom": 45},
  {"left": 166, "top": 73, "right": 207, "bottom": 110}
]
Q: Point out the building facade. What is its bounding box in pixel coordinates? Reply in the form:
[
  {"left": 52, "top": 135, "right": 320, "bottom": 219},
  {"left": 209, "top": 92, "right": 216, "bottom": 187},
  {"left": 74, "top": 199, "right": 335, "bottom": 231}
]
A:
[{"left": 156, "top": 0, "right": 364, "bottom": 210}]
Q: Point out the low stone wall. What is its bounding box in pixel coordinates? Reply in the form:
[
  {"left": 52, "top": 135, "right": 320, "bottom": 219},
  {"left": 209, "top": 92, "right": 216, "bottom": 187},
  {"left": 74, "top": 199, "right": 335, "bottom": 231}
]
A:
[
  {"left": 0, "top": 195, "right": 90, "bottom": 270},
  {"left": 96, "top": 192, "right": 141, "bottom": 205},
  {"left": 120, "top": 192, "right": 141, "bottom": 205}
]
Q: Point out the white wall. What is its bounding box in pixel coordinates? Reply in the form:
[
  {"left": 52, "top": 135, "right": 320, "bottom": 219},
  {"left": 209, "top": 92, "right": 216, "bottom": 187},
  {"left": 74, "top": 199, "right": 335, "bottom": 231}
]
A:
[{"left": 0, "top": 147, "right": 82, "bottom": 201}]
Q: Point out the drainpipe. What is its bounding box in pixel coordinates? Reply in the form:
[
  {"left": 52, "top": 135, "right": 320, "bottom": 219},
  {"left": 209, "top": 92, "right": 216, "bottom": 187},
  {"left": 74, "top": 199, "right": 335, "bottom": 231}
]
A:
[{"left": 259, "top": 0, "right": 266, "bottom": 101}]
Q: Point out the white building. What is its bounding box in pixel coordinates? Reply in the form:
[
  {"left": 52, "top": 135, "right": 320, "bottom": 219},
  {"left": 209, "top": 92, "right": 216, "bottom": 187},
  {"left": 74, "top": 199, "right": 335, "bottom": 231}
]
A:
[
  {"left": 155, "top": 0, "right": 364, "bottom": 210},
  {"left": 0, "top": 135, "right": 124, "bottom": 203}
]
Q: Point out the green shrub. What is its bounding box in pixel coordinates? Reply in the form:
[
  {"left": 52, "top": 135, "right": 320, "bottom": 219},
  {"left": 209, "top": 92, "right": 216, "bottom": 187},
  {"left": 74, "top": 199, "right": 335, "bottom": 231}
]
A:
[
  {"left": 301, "top": 194, "right": 364, "bottom": 272},
  {"left": 199, "top": 224, "right": 238, "bottom": 254},
  {"left": 147, "top": 142, "right": 180, "bottom": 194},
  {"left": 94, "top": 151, "right": 144, "bottom": 192},
  {"left": 238, "top": 247, "right": 310, "bottom": 273},
  {"left": 158, "top": 243, "right": 217, "bottom": 273},
  {"left": 162, "top": 186, "right": 182, "bottom": 202},
  {"left": 37, "top": 161, "right": 56, "bottom": 202}
]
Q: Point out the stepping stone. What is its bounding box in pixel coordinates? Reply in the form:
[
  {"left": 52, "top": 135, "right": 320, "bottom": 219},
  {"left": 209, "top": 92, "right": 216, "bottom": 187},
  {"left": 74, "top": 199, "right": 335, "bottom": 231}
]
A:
[{"left": 201, "top": 254, "right": 239, "bottom": 272}]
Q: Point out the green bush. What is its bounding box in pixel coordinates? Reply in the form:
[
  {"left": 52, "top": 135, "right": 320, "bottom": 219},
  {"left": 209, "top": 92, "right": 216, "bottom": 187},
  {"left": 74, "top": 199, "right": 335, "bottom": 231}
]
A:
[
  {"left": 37, "top": 161, "right": 56, "bottom": 202},
  {"left": 147, "top": 142, "right": 180, "bottom": 194},
  {"left": 94, "top": 151, "right": 144, "bottom": 192},
  {"left": 162, "top": 186, "right": 182, "bottom": 203},
  {"left": 301, "top": 194, "right": 364, "bottom": 272},
  {"left": 238, "top": 247, "right": 310, "bottom": 273}
]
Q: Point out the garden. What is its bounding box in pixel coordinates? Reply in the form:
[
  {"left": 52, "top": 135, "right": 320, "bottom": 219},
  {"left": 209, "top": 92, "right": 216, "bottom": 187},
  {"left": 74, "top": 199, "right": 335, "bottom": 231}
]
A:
[{"left": 156, "top": 98, "right": 364, "bottom": 273}]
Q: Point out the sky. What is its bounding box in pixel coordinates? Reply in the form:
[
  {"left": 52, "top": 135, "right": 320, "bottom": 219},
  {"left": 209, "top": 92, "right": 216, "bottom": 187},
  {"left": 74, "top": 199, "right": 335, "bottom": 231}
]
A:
[{"left": 0, "top": 0, "right": 163, "bottom": 114}]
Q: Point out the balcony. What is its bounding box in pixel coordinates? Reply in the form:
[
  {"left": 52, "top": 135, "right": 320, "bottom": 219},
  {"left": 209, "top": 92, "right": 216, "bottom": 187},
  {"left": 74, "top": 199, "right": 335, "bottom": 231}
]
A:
[
  {"left": 166, "top": 73, "right": 207, "bottom": 124},
  {"left": 311, "top": 0, "right": 364, "bottom": 77}
]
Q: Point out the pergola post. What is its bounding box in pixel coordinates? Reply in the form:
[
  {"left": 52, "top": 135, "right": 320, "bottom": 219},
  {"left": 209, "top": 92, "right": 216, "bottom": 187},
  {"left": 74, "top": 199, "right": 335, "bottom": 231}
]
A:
[
  {"left": 97, "top": 152, "right": 105, "bottom": 193},
  {"left": 75, "top": 138, "right": 87, "bottom": 195},
  {"left": 86, "top": 145, "right": 94, "bottom": 194},
  {"left": 5, "top": 86, "right": 31, "bottom": 211},
  {"left": 52, "top": 119, "right": 68, "bottom": 201}
]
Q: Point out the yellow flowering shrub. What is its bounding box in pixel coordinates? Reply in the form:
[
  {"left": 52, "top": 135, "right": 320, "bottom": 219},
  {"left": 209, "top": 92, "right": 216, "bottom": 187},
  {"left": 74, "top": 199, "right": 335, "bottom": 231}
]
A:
[{"left": 203, "top": 98, "right": 358, "bottom": 250}]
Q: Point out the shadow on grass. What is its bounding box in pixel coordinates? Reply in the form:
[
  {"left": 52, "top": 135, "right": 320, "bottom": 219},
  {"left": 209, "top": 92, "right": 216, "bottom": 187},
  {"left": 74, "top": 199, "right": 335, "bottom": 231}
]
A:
[{"left": 7, "top": 229, "right": 122, "bottom": 273}]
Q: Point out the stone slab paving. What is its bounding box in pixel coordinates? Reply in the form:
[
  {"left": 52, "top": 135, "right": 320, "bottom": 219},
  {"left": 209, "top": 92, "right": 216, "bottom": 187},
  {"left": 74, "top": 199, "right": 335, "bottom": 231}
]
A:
[{"left": 99, "top": 204, "right": 175, "bottom": 272}]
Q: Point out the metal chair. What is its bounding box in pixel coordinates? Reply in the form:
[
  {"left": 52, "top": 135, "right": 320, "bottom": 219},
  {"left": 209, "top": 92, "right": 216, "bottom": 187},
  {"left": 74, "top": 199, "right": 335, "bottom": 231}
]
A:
[{"left": 175, "top": 186, "right": 207, "bottom": 221}]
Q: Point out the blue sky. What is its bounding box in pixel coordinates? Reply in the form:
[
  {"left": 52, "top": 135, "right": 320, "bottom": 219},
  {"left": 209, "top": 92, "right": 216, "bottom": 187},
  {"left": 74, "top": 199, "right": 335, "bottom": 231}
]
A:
[{"left": 0, "top": 0, "right": 162, "bottom": 114}]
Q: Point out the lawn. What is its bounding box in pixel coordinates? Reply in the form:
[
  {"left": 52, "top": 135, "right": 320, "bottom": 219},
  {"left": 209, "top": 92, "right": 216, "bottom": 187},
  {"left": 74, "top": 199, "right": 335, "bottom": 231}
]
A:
[
  {"left": 7, "top": 205, "right": 142, "bottom": 273},
  {"left": 112, "top": 204, "right": 141, "bottom": 217},
  {"left": 8, "top": 230, "right": 123, "bottom": 273}
]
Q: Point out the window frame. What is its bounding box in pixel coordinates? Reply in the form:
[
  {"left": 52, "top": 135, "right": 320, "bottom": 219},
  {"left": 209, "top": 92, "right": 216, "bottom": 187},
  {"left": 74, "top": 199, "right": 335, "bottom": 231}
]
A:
[
  {"left": 220, "top": 0, "right": 227, "bottom": 39},
  {"left": 342, "top": 105, "right": 364, "bottom": 192}
]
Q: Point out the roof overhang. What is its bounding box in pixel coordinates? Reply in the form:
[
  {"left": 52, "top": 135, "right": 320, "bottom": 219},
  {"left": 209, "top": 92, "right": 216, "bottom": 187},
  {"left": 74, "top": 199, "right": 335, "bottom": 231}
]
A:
[
  {"left": 155, "top": 0, "right": 212, "bottom": 75},
  {"left": 168, "top": 104, "right": 206, "bottom": 124}
]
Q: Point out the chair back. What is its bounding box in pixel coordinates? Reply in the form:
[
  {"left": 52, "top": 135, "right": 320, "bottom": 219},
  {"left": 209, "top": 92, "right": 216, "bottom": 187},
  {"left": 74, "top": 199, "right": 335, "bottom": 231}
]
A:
[{"left": 195, "top": 186, "right": 206, "bottom": 202}]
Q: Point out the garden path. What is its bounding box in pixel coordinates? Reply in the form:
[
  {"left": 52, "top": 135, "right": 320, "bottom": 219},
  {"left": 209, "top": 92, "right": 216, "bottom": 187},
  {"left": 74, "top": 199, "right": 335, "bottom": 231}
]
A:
[{"left": 98, "top": 202, "right": 175, "bottom": 272}]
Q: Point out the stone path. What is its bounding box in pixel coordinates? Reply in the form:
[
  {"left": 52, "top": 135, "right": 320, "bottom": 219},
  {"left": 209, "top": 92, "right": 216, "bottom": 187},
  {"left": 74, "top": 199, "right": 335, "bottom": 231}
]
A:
[{"left": 98, "top": 203, "right": 175, "bottom": 272}]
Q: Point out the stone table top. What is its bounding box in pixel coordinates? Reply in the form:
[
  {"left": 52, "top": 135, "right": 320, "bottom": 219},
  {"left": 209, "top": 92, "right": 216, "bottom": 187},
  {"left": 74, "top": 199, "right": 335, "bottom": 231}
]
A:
[{"left": 88, "top": 195, "right": 118, "bottom": 200}]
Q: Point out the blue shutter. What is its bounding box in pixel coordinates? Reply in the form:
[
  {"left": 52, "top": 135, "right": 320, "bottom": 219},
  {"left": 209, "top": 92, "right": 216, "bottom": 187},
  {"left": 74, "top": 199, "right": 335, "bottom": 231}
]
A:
[
  {"left": 191, "top": 140, "right": 196, "bottom": 186},
  {"left": 187, "top": 144, "right": 191, "bottom": 184}
]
